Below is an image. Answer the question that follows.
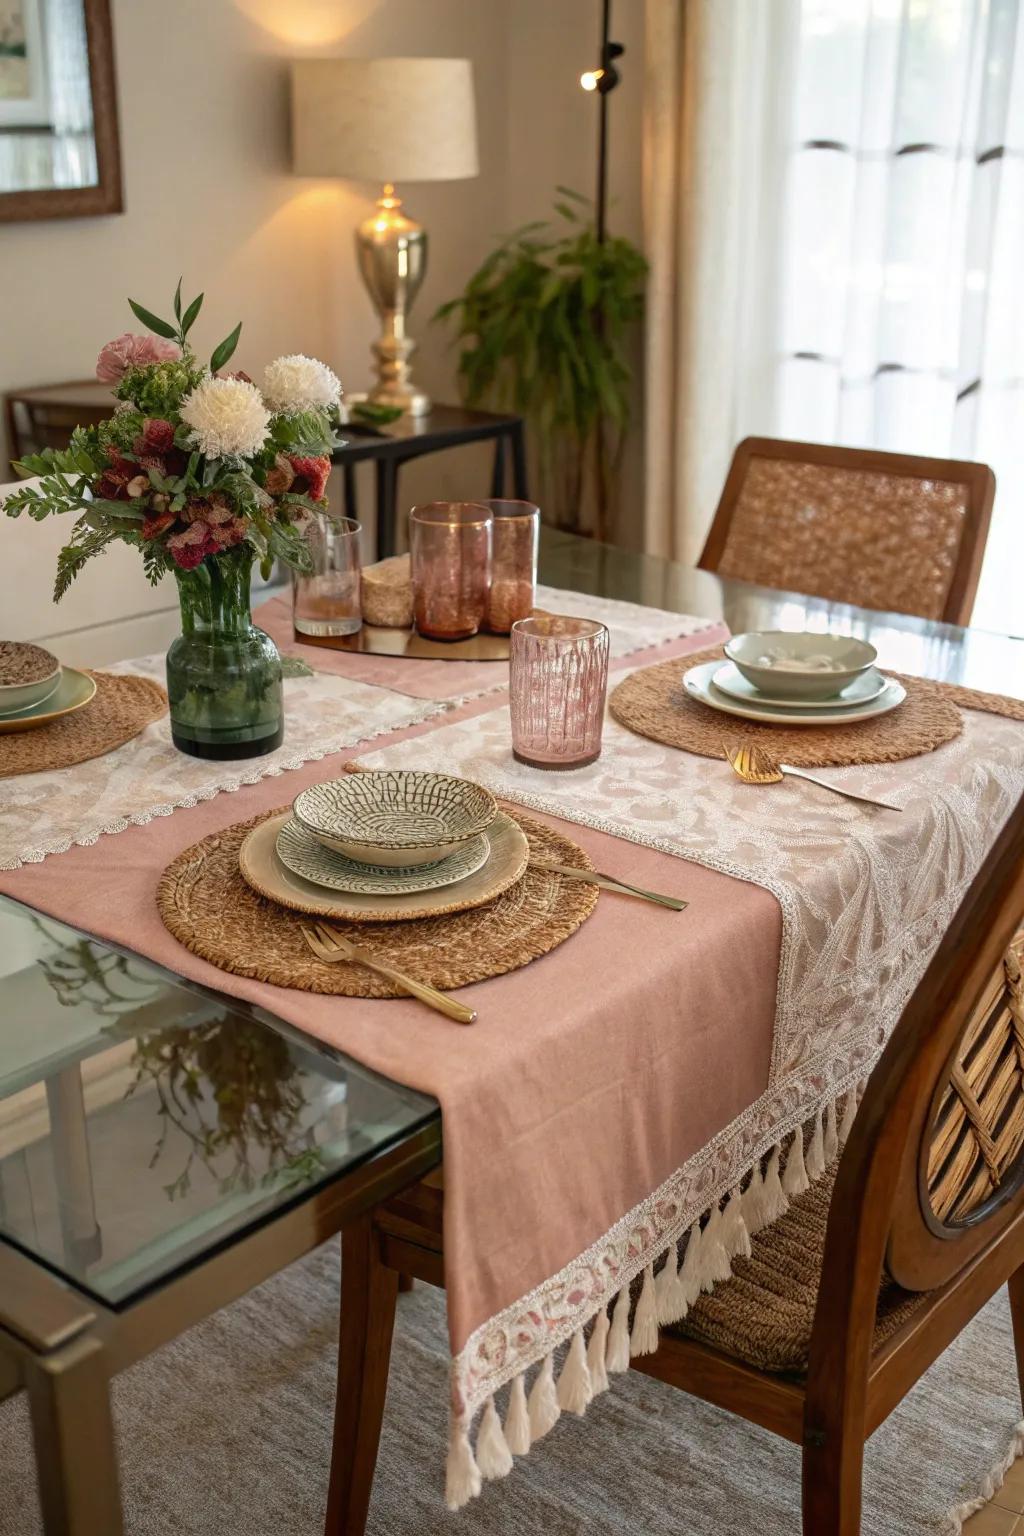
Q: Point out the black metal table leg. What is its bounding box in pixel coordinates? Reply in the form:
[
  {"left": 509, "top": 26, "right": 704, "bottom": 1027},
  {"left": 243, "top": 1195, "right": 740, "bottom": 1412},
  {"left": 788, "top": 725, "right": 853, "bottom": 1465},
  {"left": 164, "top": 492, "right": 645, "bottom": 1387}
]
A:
[
  {"left": 490, "top": 434, "right": 507, "bottom": 498},
  {"left": 510, "top": 421, "right": 529, "bottom": 500},
  {"left": 375, "top": 459, "right": 399, "bottom": 559},
  {"left": 343, "top": 463, "right": 359, "bottom": 523}
]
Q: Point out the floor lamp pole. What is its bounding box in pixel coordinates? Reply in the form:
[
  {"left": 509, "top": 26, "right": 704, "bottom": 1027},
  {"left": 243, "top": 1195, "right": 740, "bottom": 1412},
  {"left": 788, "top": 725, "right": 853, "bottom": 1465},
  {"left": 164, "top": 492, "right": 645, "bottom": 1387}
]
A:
[{"left": 596, "top": 0, "right": 611, "bottom": 244}]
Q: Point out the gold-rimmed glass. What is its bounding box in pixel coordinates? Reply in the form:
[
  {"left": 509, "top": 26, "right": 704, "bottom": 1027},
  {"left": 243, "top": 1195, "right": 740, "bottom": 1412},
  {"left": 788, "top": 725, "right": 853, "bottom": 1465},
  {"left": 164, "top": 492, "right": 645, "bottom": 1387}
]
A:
[{"left": 409, "top": 501, "right": 492, "bottom": 640}]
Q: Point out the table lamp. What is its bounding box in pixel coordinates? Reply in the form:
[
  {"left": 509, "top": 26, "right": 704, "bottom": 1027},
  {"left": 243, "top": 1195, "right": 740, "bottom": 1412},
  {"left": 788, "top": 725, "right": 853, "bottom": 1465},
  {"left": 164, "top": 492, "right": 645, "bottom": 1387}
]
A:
[{"left": 290, "top": 57, "right": 479, "bottom": 417}]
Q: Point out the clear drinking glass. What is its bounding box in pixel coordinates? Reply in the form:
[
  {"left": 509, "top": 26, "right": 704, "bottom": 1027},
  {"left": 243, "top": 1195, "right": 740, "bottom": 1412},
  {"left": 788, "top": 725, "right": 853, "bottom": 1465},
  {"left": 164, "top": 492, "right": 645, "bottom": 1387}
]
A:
[
  {"left": 409, "top": 502, "right": 492, "bottom": 641},
  {"left": 483, "top": 499, "right": 540, "bottom": 634},
  {"left": 509, "top": 615, "right": 610, "bottom": 769},
  {"left": 293, "top": 514, "right": 363, "bottom": 637}
]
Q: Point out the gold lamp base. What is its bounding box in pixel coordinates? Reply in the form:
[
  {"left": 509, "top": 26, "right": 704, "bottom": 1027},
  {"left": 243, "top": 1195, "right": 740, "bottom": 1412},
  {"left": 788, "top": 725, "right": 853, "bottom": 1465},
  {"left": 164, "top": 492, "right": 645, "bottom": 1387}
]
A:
[{"left": 355, "top": 185, "right": 431, "bottom": 417}]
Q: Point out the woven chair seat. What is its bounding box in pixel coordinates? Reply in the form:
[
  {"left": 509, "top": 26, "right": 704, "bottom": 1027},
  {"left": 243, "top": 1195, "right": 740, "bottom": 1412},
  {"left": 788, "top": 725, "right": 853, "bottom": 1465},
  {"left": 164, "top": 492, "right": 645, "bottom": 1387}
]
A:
[{"left": 669, "top": 1160, "right": 927, "bottom": 1375}]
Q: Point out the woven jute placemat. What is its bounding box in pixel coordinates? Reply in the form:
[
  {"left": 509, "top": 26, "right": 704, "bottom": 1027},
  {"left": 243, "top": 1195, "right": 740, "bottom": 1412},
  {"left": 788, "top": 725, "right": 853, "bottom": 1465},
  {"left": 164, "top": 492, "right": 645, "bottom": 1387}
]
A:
[
  {"left": 0, "top": 672, "right": 167, "bottom": 780},
  {"left": 157, "top": 806, "right": 599, "bottom": 996},
  {"left": 609, "top": 646, "right": 1024, "bottom": 768}
]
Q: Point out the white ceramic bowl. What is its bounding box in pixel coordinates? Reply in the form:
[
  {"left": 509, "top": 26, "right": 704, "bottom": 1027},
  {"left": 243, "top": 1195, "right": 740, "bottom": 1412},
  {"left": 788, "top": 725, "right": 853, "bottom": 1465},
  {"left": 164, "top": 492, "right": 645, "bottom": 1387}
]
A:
[
  {"left": 723, "top": 631, "right": 878, "bottom": 701},
  {"left": 293, "top": 770, "right": 498, "bottom": 868}
]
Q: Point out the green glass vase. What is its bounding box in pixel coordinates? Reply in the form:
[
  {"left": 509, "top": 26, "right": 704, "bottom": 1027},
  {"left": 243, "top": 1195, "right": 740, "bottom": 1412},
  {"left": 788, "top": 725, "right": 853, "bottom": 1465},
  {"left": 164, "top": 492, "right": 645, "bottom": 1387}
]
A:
[{"left": 166, "top": 549, "right": 283, "bottom": 759}]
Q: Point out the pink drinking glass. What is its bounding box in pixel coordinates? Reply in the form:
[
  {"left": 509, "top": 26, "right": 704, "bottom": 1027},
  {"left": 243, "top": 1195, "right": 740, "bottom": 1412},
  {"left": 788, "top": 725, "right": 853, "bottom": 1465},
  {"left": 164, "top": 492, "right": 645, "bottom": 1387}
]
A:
[
  {"left": 409, "top": 502, "right": 493, "bottom": 641},
  {"left": 509, "top": 615, "right": 610, "bottom": 769},
  {"left": 483, "top": 499, "right": 540, "bottom": 634}
]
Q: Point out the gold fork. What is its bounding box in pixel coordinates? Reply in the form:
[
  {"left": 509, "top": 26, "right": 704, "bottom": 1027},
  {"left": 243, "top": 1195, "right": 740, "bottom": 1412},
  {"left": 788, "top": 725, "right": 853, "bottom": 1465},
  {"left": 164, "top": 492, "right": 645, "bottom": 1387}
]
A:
[
  {"left": 724, "top": 742, "right": 902, "bottom": 812},
  {"left": 300, "top": 923, "right": 477, "bottom": 1024}
]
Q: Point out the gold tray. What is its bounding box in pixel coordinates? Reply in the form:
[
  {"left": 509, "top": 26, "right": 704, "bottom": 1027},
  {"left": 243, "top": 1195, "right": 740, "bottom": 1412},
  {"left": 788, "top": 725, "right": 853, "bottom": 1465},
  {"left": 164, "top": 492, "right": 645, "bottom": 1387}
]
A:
[{"left": 295, "top": 624, "right": 510, "bottom": 662}]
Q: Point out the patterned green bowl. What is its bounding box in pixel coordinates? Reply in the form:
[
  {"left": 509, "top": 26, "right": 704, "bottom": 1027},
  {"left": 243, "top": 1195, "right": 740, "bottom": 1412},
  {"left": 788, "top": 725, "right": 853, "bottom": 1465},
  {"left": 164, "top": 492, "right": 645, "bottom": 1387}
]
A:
[{"left": 293, "top": 770, "right": 499, "bottom": 868}]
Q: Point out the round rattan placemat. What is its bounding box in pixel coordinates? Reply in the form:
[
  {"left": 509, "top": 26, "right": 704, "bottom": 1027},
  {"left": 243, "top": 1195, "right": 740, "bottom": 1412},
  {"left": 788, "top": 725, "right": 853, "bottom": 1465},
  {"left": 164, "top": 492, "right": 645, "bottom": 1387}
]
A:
[
  {"left": 157, "top": 806, "right": 599, "bottom": 997},
  {"left": 609, "top": 646, "right": 965, "bottom": 768},
  {"left": 0, "top": 672, "right": 167, "bottom": 779}
]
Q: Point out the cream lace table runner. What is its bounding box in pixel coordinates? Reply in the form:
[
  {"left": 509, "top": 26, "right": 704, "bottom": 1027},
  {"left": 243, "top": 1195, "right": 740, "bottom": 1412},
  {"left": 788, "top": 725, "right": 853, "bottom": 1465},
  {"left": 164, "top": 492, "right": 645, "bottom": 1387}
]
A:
[
  {"left": 533, "top": 585, "right": 721, "bottom": 660},
  {"left": 0, "top": 657, "right": 446, "bottom": 869},
  {"left": 358, "top": 686, "right": 1024, "bottom": 1503}
]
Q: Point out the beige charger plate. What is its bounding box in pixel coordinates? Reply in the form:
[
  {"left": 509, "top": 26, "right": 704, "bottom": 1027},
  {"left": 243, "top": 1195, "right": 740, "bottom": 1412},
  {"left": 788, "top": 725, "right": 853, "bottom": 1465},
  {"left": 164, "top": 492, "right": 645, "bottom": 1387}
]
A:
[
  {"left": 0, "top": 667, "right": 96, "bottom": 734},
  {"left": 240, "top": 809, "right": 529, "bottom": 922}
]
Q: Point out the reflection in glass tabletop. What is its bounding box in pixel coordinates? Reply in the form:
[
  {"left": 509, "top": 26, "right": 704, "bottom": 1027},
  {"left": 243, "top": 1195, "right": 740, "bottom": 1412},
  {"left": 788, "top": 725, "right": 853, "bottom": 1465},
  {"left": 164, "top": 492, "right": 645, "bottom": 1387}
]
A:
[{"left": 0, "top": 894, "right": 439, "bottom": 1309}]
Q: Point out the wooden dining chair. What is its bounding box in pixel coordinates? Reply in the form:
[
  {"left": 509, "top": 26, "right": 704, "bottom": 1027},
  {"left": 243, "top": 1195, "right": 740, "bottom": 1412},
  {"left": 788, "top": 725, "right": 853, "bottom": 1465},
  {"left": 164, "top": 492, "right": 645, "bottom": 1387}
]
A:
[
  {"left": 324, "top": 790, "right": 1024, "bottom": 1536},
  {"left": 699, "top": 437, "right": 995, "bottom": 625}
]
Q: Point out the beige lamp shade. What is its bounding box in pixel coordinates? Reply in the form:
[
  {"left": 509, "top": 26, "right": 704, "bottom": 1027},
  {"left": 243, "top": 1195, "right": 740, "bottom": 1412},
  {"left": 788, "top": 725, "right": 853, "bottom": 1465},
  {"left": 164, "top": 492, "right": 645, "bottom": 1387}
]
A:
[{"left": 290, "top": 57, "right": 479, "bottom": 183}]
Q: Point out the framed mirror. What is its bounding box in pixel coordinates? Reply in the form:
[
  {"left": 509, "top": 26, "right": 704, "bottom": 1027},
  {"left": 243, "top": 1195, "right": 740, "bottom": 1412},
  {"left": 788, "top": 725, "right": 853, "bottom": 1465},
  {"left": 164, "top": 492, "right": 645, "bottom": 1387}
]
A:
[{"left": 0, "top": 0, "right": 121, "bottom": 221}]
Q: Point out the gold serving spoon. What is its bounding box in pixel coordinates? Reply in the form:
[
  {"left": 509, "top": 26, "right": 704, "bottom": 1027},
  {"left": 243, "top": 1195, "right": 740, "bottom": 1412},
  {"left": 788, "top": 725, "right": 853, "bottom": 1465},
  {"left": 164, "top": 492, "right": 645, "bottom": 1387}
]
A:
[{"left": 724, "top": 742, "right": 902, "bottom": 812}]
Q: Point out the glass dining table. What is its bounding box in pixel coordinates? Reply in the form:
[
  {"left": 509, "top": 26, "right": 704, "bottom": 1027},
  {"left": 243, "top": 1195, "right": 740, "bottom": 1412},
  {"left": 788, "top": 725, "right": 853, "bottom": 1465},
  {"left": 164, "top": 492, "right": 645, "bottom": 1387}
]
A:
[
  {"left": 1, "top": 529, "right": 1021, "bottom": 1535},
  {"left": 0, "top": 896, "right": 440, "bottom": 1535}
]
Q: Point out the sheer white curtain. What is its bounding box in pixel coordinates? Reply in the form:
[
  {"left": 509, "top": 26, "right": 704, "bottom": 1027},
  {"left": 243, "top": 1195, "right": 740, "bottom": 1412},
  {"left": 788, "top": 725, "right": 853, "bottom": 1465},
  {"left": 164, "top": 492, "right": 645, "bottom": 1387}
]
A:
[
  {"left": 779, "top": 0, "right": 1024, "bottom": 633},
  {"left": 644, "top": 0, "right": 1024, "bottom": 633},
  {"left": 642, "top": 0, "right": 798, "bottom": 565}
]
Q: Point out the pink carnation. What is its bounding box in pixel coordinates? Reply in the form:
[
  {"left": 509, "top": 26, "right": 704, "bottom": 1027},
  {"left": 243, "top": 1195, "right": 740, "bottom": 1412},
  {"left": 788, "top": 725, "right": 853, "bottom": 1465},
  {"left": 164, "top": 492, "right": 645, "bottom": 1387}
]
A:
[{"left": 96, "top": 332, "right": 180, "bottom": 383}]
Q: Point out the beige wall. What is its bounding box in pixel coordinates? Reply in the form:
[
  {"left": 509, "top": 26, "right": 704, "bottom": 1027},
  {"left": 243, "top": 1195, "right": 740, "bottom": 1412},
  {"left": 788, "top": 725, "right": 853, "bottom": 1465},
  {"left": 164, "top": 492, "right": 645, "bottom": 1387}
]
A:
[{"left": 0, "top": 0, "right": 646, "bottom": 660}]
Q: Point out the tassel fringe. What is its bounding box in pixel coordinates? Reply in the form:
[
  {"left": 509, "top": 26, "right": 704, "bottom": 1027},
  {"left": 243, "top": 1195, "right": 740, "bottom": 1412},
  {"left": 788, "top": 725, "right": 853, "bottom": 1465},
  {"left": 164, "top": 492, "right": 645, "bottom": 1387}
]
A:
[
  {"left": 606, "top": 1285, "right": 631, "bottom": 1372},
  {"left": 782, "top": 1126, "right": 809, "bottom": 1197},
  {"left": 475, "top": 1396, "right": 513, "bottom": 1480},
  {"left": 557, "top": 1328, "right": 593, "bottom": 1414},
  {"left": 504, "top": 1372, "right": 531, "bottom": 1455},
  {"left": 445, "top": 1422, "right": 482, "bottom": 1510},
  {"left": 587, "top": 1307, "right": 610, "bottom": 1395},
  {"left": 528, "top": 1353, "right": 560, "bottom": 1441},
  {"left": 655, "top": 1240, "right": 688, "bottom": 1325},
  {"left": 630, "top": 1262, "right": 659, "bottom": 1356},
  {"left": 454, "top": 1083, "right": 866, "bottom": 1506}
]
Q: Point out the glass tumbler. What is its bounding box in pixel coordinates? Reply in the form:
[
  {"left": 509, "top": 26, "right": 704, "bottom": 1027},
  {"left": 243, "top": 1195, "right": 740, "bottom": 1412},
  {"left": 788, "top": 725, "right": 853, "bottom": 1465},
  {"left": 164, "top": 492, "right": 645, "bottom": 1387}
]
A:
[
  {"left": 509, "top": 615, "right": 610, "bottom": 769},
  {"left": 410, "top": 502, "right": 492, "bottom": 640},
  {"left": 293, "top": 514, "right": 362, "bottom": 637},
  {"left": 483, "top": 499, "right": 540, "bottom": 633}
]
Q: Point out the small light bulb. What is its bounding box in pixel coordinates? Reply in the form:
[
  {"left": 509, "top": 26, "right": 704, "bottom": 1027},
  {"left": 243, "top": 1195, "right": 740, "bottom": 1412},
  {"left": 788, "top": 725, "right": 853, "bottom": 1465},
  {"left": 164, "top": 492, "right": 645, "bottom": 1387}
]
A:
[{"left": 580, "top": 68, "right": 603, "bottom": 91}]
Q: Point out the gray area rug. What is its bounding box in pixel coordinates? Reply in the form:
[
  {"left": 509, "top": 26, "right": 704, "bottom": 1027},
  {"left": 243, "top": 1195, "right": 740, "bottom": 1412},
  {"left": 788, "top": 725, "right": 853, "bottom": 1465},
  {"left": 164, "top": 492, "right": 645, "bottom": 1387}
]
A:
[{"left": 0, "top": 1241, "right": 1018, "bottom": 1534}]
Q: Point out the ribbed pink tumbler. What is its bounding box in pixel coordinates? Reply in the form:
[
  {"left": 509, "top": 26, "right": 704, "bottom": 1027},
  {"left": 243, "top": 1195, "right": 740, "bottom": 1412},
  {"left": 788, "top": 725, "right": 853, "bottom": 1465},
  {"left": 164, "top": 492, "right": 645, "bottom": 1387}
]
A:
[{"left": 509, "top": 615, "right": 610, "bottom": 769}]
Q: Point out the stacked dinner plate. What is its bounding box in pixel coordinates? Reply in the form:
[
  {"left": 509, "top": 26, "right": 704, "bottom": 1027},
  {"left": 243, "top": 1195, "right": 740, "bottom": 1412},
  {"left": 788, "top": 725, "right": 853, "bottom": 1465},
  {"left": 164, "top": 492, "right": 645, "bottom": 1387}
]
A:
[
  {"left": 683, "top": 630, "right": 906, "bottom": 726},
  {"left": 0, "top": 640, "right": 96, "bottom": 735},
  {"left": 239, "top": 768, "right": 531, "bottom": 922}
]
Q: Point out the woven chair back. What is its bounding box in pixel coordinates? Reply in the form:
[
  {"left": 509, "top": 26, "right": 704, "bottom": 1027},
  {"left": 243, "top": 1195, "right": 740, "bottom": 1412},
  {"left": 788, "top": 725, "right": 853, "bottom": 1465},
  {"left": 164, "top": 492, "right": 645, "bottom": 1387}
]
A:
[{"left": 698, "top": 438, "right": 994, "bottom": 625}]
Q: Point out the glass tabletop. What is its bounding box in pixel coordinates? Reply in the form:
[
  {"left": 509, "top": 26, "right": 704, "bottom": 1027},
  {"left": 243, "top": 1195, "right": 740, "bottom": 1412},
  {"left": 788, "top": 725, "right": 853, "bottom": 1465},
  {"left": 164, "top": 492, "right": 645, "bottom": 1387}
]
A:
[
  {"left": 539, "top": 529, "right": 1024, "bottom": 700},
  {"left": 0, "top": 895, "right": 439, "bottom": 1310}
]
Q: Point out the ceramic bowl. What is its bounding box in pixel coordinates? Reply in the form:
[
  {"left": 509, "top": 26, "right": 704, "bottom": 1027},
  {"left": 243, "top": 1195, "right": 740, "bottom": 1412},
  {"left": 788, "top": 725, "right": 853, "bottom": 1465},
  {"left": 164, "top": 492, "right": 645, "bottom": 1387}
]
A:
[
  {"left": 293, "top": 770, "right": 498, "bottom": 868},
  {"left": 722, "top": 631, "right": 878, "bottom": 701},
  {"left": 0, "top": 641, "right": 61, "bottom": 716}
]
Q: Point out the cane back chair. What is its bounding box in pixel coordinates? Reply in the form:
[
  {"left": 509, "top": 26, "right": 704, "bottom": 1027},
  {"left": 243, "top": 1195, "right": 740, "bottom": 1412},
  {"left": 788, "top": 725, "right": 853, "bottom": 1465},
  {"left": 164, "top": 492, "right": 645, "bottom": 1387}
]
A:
[
  {"left": 325, "top": 790, "right": 1024, "bottom": 1536},
  {"left": 699, "top": 437, "right": 995, "bottom": 626}
]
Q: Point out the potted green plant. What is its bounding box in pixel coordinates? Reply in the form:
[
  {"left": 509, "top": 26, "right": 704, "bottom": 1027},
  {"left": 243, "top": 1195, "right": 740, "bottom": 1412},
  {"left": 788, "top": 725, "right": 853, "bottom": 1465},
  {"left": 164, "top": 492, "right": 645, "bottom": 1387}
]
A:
[{"left": 435, "top": 190, "right": 646, "bottom": 540}]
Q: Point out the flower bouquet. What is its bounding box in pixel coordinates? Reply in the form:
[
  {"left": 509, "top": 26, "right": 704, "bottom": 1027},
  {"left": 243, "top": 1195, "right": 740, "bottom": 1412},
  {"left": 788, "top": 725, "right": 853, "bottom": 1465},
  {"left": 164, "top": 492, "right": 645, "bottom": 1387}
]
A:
[{"left": 3, "top": 281, "right": 344, "bottom": 758}]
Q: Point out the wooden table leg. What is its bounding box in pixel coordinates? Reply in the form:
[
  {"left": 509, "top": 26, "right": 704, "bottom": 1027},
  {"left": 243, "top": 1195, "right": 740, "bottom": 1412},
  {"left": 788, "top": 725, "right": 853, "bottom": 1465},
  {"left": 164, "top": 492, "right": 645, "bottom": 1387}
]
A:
[
  {"left": 25, "top": 1332, "right": 124, "bottom": 1536},
  {"left": 325, "top": 1218, "right": 400, "bottom": 1536}
]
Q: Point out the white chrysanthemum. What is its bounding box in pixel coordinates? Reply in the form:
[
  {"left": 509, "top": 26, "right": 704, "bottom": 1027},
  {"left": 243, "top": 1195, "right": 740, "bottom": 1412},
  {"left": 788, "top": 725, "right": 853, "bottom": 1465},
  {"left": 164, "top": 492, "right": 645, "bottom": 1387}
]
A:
[
  {"left": 179, "top": 376, "right": 271, "bottom": 459},
  {"left": 262, "top": 354, "right": 342, "bottom": 414}
]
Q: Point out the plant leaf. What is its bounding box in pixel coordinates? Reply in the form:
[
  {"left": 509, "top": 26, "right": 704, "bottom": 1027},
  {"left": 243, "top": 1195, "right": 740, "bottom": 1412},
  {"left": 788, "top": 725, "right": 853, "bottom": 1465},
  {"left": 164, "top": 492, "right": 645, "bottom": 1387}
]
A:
[
  {"left": 210, "top": 321, "right": 242, "bottom": 373},
  {"left": 181, "top": 292, "right": 204, "bottom": 335},
  {"left": 128, "top": 299, "right": 179, "bottom": 341},
  {"left": 173, "top": 277, "right": 183, "bottom": 322}
]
